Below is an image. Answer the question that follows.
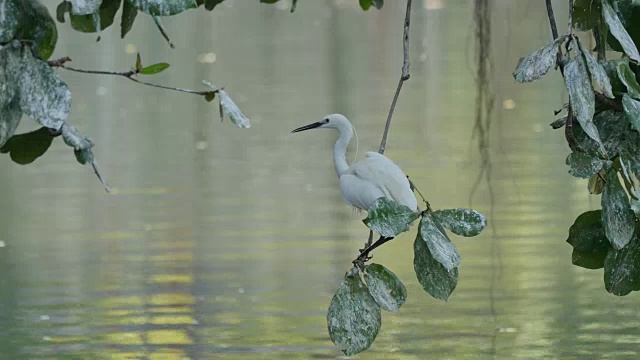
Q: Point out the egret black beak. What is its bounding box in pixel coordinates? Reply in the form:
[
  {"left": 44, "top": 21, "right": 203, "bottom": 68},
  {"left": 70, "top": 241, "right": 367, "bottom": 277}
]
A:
[{"left": 291, "top": 122, "right": 323, "bottom": 133}]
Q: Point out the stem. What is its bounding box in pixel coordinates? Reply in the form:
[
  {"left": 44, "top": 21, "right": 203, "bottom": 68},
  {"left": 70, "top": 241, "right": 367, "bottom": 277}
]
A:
[
  {"left": 379, "top": 0, "right": 412, "bottom": 155},
  {"left": 153, "top": 16, "right": 175, "bottom": 49},
  {"left": 568, "top": 0, "right": 574, "bottom": 36},
  {"left": 545, "top": 0, "right": 565, "bottom": 74},
  {"left": 48, "top": 58, "right": 219, "bottom": 98},
  {"left": 355, "top": 236, "right": 394, "bottom": 263}
]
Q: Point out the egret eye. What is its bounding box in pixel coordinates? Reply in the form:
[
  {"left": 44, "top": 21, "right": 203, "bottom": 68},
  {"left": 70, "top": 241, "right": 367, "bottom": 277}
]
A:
[{"left": 324, "top": 118, "right": 329, "bottom": 123}]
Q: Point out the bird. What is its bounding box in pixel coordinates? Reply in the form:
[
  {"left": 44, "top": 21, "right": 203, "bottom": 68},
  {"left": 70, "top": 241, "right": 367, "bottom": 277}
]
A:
[{"left": 291, "top": 114, "right": 418, "bottom": 213}]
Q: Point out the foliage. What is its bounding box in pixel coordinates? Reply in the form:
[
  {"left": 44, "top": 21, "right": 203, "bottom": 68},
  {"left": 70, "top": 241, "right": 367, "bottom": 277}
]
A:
[
  {"left": 515, "top": 0, "right": 640, "bottom": 295},
  {"left": 327, "top": 198, "right": 486, "bottom": 355}
]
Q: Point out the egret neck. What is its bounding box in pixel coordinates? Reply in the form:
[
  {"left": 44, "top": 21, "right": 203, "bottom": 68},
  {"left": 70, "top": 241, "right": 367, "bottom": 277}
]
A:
[{"left": 332, "top": 119, "right": 353, "bottom": 177}]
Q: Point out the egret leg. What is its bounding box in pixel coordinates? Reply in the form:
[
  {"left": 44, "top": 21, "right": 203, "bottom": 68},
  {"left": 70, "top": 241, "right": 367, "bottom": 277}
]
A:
[
  {"left": 356, "top": 236, "right": 393, "bottom": 262},
  {"left": 359, "top": 230, "right": 374, "bottom": 253}
]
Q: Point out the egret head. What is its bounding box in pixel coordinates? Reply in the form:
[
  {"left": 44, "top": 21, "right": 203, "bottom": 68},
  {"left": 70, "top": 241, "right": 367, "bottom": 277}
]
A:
[{"left": 291, "top": 114, "right": 350, "bottom": 133}]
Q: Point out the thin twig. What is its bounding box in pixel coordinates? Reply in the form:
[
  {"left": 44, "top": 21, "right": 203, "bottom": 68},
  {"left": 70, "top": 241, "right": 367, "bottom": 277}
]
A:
[
  {"left": 48, "top": 58, "right": 218, "bottom": 97},
  {"left": 153, "top": 16, "right": 175, "bottom": 49},
  {"left": 594, "top": 26, "right": 606, "bottom": 61},
  {"left": 379, "top": 0, "right": 412, "bottom": 155},
  {"left": 568, "top": 0, "right": 574, "bottom": 36}
]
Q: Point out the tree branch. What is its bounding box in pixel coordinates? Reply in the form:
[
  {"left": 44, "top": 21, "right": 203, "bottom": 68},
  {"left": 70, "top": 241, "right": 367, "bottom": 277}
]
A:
[
  {"left": 545, "top": 0, "right": 565, "bottom": 73},
  {"left": 379, "top": 0, "right": 412, "bottom": 155},
  {"left": 47, "top": 57, "right": 218, "bottom": 97}
]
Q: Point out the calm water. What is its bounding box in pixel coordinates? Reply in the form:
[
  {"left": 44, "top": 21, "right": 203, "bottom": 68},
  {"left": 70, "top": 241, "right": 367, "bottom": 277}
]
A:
[{"left": 1, "top": 1, "right": 640, "bottom": 359}]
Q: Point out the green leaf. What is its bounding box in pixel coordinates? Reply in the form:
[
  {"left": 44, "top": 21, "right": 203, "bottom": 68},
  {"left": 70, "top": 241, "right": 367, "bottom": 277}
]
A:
[
  {"left": 565, "top": 55, "right": 603, "bottom": 151},
  {"left": 588, "top": 171, "right": 606, "bottom": 195},
  {"left": 69, "top": 0, "right": 102, "bottom": 15},
  {"left": 572, "top": 0, "right": 602, "bottom": 31},
  {"left": 603, "top": 0, "right": 640, "bottom": 62},
  {"left": 60, "top": 124, "right": 110, "bottom": 192},
  {"left": 363, "top": 197, "right": 419, "bottom": 238},
  {"left": 120, "top": 0, "right": 137, "bottom": 37},
  {"left": 567, "top": 210, "right": 610, "bottom": 253},
  {"left": 204, "top": 92, "right": 216, "bottom": 102},
  {"left": 513, "top": 38, "right": 563, "bottom": 83},
  {"left": 290, "top": 0, "right": 297, "bottom": 12},
  {"left": 0, "top": 0, "right": 20, "bottom": 43},
  {"left": 56, "top": 1, "right": 71, "bottom": 22},
  {"left": 550, "top": 117, "right": 566, "bottom": 129},
  {"left": 418, "top": 214, "right": 461, "bottom": 271},
  {"left": 68, "top": 0, "right": 121, "bottom": 33},
  {"left": 601, "top": 58, "right": 628, "bottom": 95},
  {"left": 127, "top": 0, "right": 197, "bottom": 16},
  {"left": 566, "top": 152, "right": 605, "bottom": 178},
  {"left": 135, "top": 52, "right": 142, "bottom": 70},
  {"left": 572, "top": 248, "right": 608, "bottom": 269},
  {"left": 413, "top": 234, "right": 457, "bottom": 301},
  {"left": 602, "top": 169, "right": 635, "bottom": 250},
  {"left": 616, "top": 61, "right": 640, "bottom": 99},
  {"left": 0, "top": 99, "right": 22, "bottom": 149},
  {"left": 327, "top": 267, "right": 381, "bottom": 356},
  {"left": 359, "top": 0, "right": 383, "bottom": 10},
  {"left": 139, "top": 62, "right": 170, "bottom": 75},
  {"left": 18, "top": 47, "right": 71, "bottom": 130},
  {"left": 577, "top": 38, "right": 614, "bottom": 99},
  {"left": 0, "top": 127, "right": 54, "bottom": 165},
  {"left": 203, "top": 0, "right": 224, "bottom": 11},
  {"left": 622, "top": 93, "right": 640, "bottom": 132},
  {"left": 431, "top": 208, "right": 487, "bottom": 237},
  {"left": 604, "top": 234, "right": 640, "bottom": 295},
  {"left": 14, "top": 0, "right": 58, "bottom": 60},
  {"left": 363, "top": 263, "right": 407, "bottom": 312}
]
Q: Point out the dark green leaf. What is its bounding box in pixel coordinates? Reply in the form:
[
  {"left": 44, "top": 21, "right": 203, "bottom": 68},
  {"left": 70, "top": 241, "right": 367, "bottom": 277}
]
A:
[
  {"left": 622, "top": 93, "right": 640, "bottom": 132},
  {"left": 602, "top": 169, "right": 635, "bottom": 250},
  {"left": 577, "top": 38, "right": 614, "bottom": 99},
  {"left": 573, "top": 0, "right": 601, "bottom": 31},
  {"left": 68, "top": 0, "right": 121, "bottom": 33},
  {"left": 152, "top": 15, "right": 173, "bottom": 48},
  {"left": 363, "top": 197, "right": 419, "bottom": 238},
  {"left": 603, "top": 0, "right": 640, "bottom": 62},
  {"left": 604, "top": 234, "right": 640, "bottom": 295},
  {"left": 260, "top": 0, "right": 279, "bottom": 3},
  {"left": 588, "top": 171, "right": 606, "bottom": 195},
  {"left": 616, "top": 61, "right": 640, "bottom": 99},
  {"left": 572, "top": 248, "right": 607, "bottom": 269},
  {"left": 413, "top": 234, "right": 457, "bottom": 301},
  {"left": 359, "top": 0, "right": 383, "bottom": 10},
  {"left": 127, "top": 0, "right": 197, "bottom": 16},
  {"left": 0, "top": 0, "right": 20, "bottom": 42},
  {"left": 290, "top": 0, "right": 297, "bottom": 12},
  {"left": 363, "top": 263, "right": 406, "bottom": 312},
  {"left": 327, "top": 267, "right": 381, "bottom": 356},
  {"left": 135, "top": 52, "right": 142, "bottom": 70},
  {"left": 550, "top": 116, "right": 567, "bottom": 129},
  {"left": 201, "top": 0, "right": 223, "bottom": 10},
  {"left": 567, "top": 210, "right": 610, "bottom": 253},
  {"left": 14, "top": 0, "right": 58, "bottom": 60},
  {"left": 18, "top": 47, "right": 71, "bottom": 130},
  {"left": 204, "top": 92, "right": 216, "bottom": 102},
  {"left": 120, "top": 0, "right": 137, "bottom": 38},
  {"left": 565, "top": 55, "right": 602, "bottom": 151},
  {"left": 56, "top": 1, "right": 72, "bottom": 23},
  {"left": 0, "top": 99, "right": 22, "bottom": 149},
  {"left": 139, "top": 62, "right": 170, "bottom": 75},
  {"left": 432, "top": 208, "right": 487, "bottom": 237},
  {"left": 0, "top": 127, "right": 54, "bottom": 165},
  {"left": 418, "top": 214, "right": 461, "bottom": 271},
  {"left": 69, "top": 0, "right": 102, "bottom": 15},
  {"left": 513, "top": 38, "right": 563, "bottom": 83},
  {"left": 566, "top": 152, "right": 605, "bottom": 178}
]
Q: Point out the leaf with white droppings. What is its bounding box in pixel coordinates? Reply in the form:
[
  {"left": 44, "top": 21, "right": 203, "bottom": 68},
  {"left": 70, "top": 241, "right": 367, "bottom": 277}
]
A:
[
  {"left": 0, "top": 43, "right": 22, "bottom": 109},
  {"left": 602, "top": 169, "right": 635, "bottom": 250},
  {"left": 14, "top": 0, "right": 58, "bottom": 60},
  {"left": 203, "top": 80, "right": 251, "bottom": 129},
  {"left": 604, "top": 235, "right": 640, "bottom": 296},
  {"left": 17, "top": 48, "right": 71, "bottom": 130},
  {"left": 327, "top": 267, "right": 381, "bottom": 356},
  {"left": 623, "top": 94, "right": 640, "bottom": 132},
  {"left": 0, "top": 0, "right": 19, "bottom": 43},
  {"left": 603, "top": 0, "right": 640, "bottom": 62},
  {"left": 68, "top": 0, "right": 121, "bottom": 33},
  {"left": 432, "top": 208, "right": 487, "bottom": 237},
  {"left": 577, "top": 38, "right": 614, "bottom": 99},
  {"left": 61, "top": 124, "right": 110, "bottom": 192},
  {"left": 69, "top": 0, "right": 102, "bottom": 15},
  {"left": 418, "top": 213, "right": 461, "bottom": 271},
  {"left": 363, "top": 263, "right": 406, "bottom": 312},
  {"left": 413, "top": 233, "right": 457, "bottom": 301},
  {"left": 363, "top": 197, "right": 419, "bottom": 238},
  {"left": 567, "top": 210, "right": 610, "bottom": 253},
  {"left": 127, "top": 0, "right": 196, "bottom": 16},
  {"left": 617, "top": 61, "right": 640, "bottom": 99},
  {"left": 565, "top": 55, "right": 603, "bottom": 152},
  {"left": 0, "top": 99, "right": 22, "bottom": 149},
  {"left": 513, "top": 37, "right": 564, "bottom": 83},
  {"left": 566, "top": 152, "right": 604, "bottom": 179}
]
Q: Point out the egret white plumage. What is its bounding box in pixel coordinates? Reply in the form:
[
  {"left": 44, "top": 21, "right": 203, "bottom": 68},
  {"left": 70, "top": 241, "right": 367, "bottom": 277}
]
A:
[{"left": 292, "top": 114, "right": 418, "bottom": 213}]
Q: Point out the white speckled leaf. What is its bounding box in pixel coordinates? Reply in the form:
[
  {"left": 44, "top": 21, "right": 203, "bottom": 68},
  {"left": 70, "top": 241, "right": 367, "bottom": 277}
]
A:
[
  {"left": 513, "top": 37, "right": 563, "bottom": 83},
  {"left": 432, "top": 208, "right": 487, "bottom": 237},
  {"left": 127, "top": 0, "right": 196, "bottom": 16},
  {"left": 219, "top": 89, "right": 251, "bottom": 129},
  {"left": 617, "top": 62, "right": 640, "bottom": 99},
  {"left": 603, "top": 0, "right": 640, "bottom": 62},
  {"left": 622, "top": 94, "right": 640, "bottom": 132},
  {"left": 0, "top": 99, "right": 22, "bottom": 148},
  {"left": 413, "top": 233, "right": 458, "bottom": 301},
  {"left": 566, "top": 152, "right": 604, "bottom": 179},
  {"left": 327, "top": 267, "right": 381, "bottom": 356},
  {"left": 61, "top": 123, "right": 110, "bottom": 192},
  {"left": 602, "top": 169, "right": 635, "bottom": 250},
  {"left": 0, "top": 0, "right": 19, "bottom": 43},
  {"left": 363, "top": 263, "right": 407, "bottom": 312},
  {"left": 565, "top": 56, "right": 602, "bottom": 151},
  {"left": 604, "top": 235, "right": 640, "bottom": 296},
  {"left": 0, "top": 43, "right": 23, "bottom": 147},
  {"left": 70, "top": 0, "right": 102, "bottom": 15},
  {"left": 363, "top": 197, "right": 419, "bottom": 238},
  {"left": 418, "top": 213, "right": 461, "bottom": 271},
  {"left": 17, "top": 48, "right": 71, "bottom": 131},
  {"left": 577, "top": 38, "right": 614, "bottom": 99}
]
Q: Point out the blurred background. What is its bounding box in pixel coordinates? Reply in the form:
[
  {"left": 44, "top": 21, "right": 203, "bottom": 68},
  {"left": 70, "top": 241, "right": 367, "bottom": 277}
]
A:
[{"left": 1, "top": 0, "right": 639, "bottom": 358}]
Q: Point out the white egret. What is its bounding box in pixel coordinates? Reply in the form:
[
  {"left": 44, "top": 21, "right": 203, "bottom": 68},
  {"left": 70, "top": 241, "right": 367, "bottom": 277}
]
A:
[{"left": 292, "top": 113, "right": 417, "bottom": 213}]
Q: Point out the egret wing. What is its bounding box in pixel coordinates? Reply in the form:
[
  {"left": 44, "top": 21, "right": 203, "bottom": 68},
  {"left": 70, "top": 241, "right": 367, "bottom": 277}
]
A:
[{"left": 339, "top": 174, "right": 387, "bottom": 211}]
